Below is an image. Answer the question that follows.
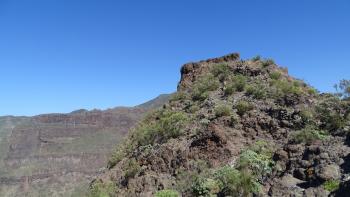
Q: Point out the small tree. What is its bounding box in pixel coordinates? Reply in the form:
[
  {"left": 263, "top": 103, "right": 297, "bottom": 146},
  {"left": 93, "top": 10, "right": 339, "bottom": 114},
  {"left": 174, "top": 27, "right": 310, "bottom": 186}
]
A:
[{"left": 334, "top": 79, "right": 350, "bottom": 99}]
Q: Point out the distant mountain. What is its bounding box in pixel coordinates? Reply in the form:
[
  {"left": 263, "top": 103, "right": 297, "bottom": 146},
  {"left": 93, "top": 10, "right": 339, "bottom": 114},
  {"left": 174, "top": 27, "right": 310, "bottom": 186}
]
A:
[
  {"left": 136, "top": 94, "right": 173, "bottom": 110},
  {"left": 0, "top": 94, "right": 170, "bottom": 197}
]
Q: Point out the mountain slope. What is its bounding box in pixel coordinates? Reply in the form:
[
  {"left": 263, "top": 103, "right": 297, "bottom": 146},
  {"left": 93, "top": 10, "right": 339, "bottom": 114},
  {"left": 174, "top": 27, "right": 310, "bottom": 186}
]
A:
[
  {"left": 0, "top": 95, "right": 170, "bottom": 197},
  {"left": 91, "top": 53, "right": 350, "bottom": 197}
]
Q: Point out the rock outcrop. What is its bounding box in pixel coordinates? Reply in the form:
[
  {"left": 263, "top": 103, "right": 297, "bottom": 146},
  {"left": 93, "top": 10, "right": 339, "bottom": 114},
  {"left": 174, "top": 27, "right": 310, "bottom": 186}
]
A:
[{"left": 91, "top": 53, "right": 350, "bottom": 197}]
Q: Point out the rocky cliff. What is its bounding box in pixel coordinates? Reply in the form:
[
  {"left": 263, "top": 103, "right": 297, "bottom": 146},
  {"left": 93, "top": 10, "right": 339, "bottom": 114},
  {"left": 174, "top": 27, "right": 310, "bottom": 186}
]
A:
[
  {"left": 91, "top": 54, "right": 350, "bottom": 197},
  {"left": 0, "top": 95, "right": 170, "bottom": 197}
]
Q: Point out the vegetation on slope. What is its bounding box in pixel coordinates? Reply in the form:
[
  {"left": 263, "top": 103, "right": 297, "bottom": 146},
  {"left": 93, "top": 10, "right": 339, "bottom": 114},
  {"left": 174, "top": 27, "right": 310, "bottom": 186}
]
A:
[{"left": 89, "top": 53, "right": 350, "bottom": 197}]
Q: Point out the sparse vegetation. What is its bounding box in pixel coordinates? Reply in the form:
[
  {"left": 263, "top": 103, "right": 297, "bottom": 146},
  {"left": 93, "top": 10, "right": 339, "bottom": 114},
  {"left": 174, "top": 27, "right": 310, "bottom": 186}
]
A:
[
  {"left": 170, "top": 92, "right": 189, "bottom": 102},
  {"left": 108, "top": 109, "right": 189, "bottom": 168},
  {"left": 176, "top": 160, "right": 210, "bottom": 194},
  {"left": 261, "top": 59, "right": 275, "bottom": 67},
  {"left": 192, "top": 74, "right": 220, "bottom": 101},
  {"left": 95, "top": 54, "right": 350, "bottom": 197},
  {"left": 269, "top": 79, "right": 303, "bottom": 98},
  {"left": 236, "top": 101, "right": 254, "bottom": 116},
  {"left": 245, "top": 84, "right": 267, "bottom": 99},
  {"left": 191, "top": 141, "right": 274, "bottom": 197},
  {"left": 248, "top": 140, "right": 274, "bottom": 158},
  {"left": 214, "top": 166, "right": 259, "bottom": 196},
  {"left": 224, "top": 75, "right": 247, "bottom": 95},
  {"left": 252, "top": 55, "right": 261, "bottom": 62},
  {"left": 299, "top": 109, "right": 315, "bottom": 125},
  {"left": 192, "top": 177, "right": 220, "bottom": 196},
  {"left": 291, "top": 126, "right": 328, "bottom": 144},
  {"left": 155, "top": 189, "right": 179, "bottom": 197},
  {"left": 192, "top": 166, "right": 259, "bottom": 197},
  {"left": 238, "top": 141, "right": 274, "bottom": 182},
  {"left": 88, "top": 180, "right": 116, "bottom": 197},
  {"left": 269, "top": 71, "right": 282, "bottom": 80},
  {"left": 133, "top": 109, "right": 189, "bottom": 146},
  {"left": 211, "top": 63, "right": 231, "bottom": 81},
  {"left": 323, "top": 180, "right": 340, "bottom": 192},
  {"left": 188, "top": 104, "right": 200, "bottom": 113},
  {"left": 108, "top": 143, "right": 129, "bottom": 169},
  {"left": 316, "top": 96, "right": 347, "bottom": 132},
  {"left": 123, "top": 158, "right": 141, "bottom": 181},
  {"left": 230, "top": 113, "right": 239, "bottom": 126},
  {"left": 215, "top": 104, "right": 232, "bottom": 117},
  {"left": 307, "top": 87, "right": 318, "bottom": 95}
]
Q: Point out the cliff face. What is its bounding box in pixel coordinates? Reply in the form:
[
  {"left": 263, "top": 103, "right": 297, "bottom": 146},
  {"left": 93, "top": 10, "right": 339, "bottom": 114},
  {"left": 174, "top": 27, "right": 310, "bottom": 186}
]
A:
[
  {"left": 92, "top": 54, "right": 350, "bottom": 197},
  {"left": 0, "top": 95, "right": 170, "bottom": 197}
]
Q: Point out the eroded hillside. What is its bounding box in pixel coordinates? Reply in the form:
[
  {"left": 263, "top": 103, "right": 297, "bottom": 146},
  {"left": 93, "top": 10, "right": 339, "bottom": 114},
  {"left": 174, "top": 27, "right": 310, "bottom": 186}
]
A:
[
  {"left": 0, "top": 95, "right": 169, "bottom": 197},
  {"left": 91, "top": 54, "right": 350, "bottom": 197}
]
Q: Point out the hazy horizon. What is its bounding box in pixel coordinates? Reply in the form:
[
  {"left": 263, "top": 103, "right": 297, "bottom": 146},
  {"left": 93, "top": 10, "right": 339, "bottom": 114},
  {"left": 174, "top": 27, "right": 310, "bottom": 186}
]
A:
[{"left": 1, "top": 0, "right": 349, "bottom": 116}]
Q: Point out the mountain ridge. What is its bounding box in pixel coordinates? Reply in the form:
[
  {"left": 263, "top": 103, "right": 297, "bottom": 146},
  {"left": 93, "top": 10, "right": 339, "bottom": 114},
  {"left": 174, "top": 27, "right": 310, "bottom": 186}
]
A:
[
  {"left": 0, "top": 94, "right": 170, "bottom": 197},
  {"left": 90, "top": 53, "right": 350, "bottom": 197}
]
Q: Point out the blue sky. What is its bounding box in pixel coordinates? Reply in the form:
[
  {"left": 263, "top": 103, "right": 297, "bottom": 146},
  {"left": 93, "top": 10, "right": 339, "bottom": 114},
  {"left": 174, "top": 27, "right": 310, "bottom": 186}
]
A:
[{"left": 0, "top": 0, "right": 349, "bottom": 116}]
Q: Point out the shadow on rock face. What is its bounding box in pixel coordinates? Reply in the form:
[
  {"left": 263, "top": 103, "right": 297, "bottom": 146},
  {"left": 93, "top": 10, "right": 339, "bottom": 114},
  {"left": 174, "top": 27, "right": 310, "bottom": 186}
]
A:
[
  {"left": 332, "top": 180, "right": 350, "bottom": 197},
  {"left": 297, "top": 180, "right": 322, "bottom": 189},
  {"left": 340, "top": 154, "right": 350, "bottom": 174}
]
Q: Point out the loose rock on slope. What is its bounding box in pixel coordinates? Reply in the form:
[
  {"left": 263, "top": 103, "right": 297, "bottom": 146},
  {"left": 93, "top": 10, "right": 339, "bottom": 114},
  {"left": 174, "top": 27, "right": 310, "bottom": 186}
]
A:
[{"left": 90, "top": 53, "right": 350, "bottom": 197}]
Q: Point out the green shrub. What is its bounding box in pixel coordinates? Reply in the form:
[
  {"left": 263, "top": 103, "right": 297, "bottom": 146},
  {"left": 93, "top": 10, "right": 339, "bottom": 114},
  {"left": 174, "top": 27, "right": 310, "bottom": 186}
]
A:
[
  {"left": 155, "top": 189, "right": 179, "bottom": 197},
  {"left": 224, "top": 85, "right": 235, "bottom": 96},
  {"left": 215, "top": 104, "right": 232, "bottom": 117},
  {"left": 232, "top": 75, "right": 247, "bottom": 92},
  {"left": 316, "top": 96, "right": 347, "bottom": 131},
  {"left": 236, "top": 101, "right": 254, "bottom": 116},
  {"left": 193, "top": 91, "right": 210, "bottom": 101},
  {"left": 196, "top": 142, "right": 275, "bottom": 196},
  {"left": 213, "top": 167, "right": 240, "bottom": 195},
  {"left": 170, "top": 92, "right": 189, "bottom": 102},
  {"left": 294, "top": 80, "right": 303, "bottom": 87},
  {"left": 270, "top": 79, "right": 303, "bottom": 98},
  {"left": 249, "top": 140, "right": 274, "bottom": 158},
  {"left": 108, "top": 146, "right": 126, "bottom": 169},
  {"left": 291, "top": 126, "right": 328, "bottom": 145},
  {"left": 133, "top": 109, "right": 189, "bottom": 146},
  {"left": 322, "top": 112, "right": 345, "bottom": 131},
  {"left": 261, "top": 59, "right": 275, "bottom": 67},
  {"left": 176, "top": 160, "right": 210, "bottom": 194},
  {"left": 211, "top": 63, "right": 231, "bottom": 81},
  {"left": 192, "top": 177, "right": 220, "bottom": 197},
  {"left": 238, "top": 149, "right": 274, "bottom": 181},
  {"left": 123, "top": 158, "right": 141, "bottom": 180},
  {"left": 191, "top": 146, "right": 271, "bottom": 197},
  {"left": 299, "top": 109, "right": 315, "bottom": 125},
  {"left": 252, "top": 55, "right": 261, "bottom": 62},
  {"left": 230, "top": 113, "right": 239, "bottom": 126},
  {"left": 269, "top": 71, "right": 282, "bottom": 80},
  {"left": 199, "top": 118, "right": 210, "bottom": 126},
  {"left": 188, "top": 105, "right": 200, "bottom": 113},
  {"left": 88, "top": 180, "right": 116, "bottom": 197},
  {"left": 192, "top": 167, "right": 259, "bottom": 197},
  {"left": 245, "top": 84, "right": 267, "bottom": 99},
  {"left": 308, "top": 87, "right": 318, "bottom": 95},
  {"left": 108, "top": 138, "right": 134, "bottom": 169},
  {"left": 213, "top": 166, "right": 260, "bottom": 196},
  {"left": 323, "top": 180, "right": 340, "bottom": 192},
  {"left": 192, "top": 74, "right": 220, "bottom": 101},
  {"left": 224, "top": 75, "right": 247, "bottom": 95}
]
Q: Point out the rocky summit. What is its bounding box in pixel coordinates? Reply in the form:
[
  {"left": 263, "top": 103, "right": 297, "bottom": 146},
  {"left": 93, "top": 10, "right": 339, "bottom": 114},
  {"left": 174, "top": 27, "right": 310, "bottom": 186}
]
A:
[
  {"left": 90, "top": 53, "right": 350, "bottom": 197},
  {"left": 0, "top": 94, "right": 170, "bottom": 197}
]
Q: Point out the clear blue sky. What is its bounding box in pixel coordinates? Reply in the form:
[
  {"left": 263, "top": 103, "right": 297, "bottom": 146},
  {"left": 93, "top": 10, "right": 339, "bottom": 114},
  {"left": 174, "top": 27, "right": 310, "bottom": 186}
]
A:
[{"left": 0, "top": 0, "right": 349, "bottom": 116}]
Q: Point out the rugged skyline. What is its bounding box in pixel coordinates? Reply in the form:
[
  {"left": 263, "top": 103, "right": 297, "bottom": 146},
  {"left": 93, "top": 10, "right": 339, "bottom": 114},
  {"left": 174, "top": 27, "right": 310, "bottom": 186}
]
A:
[{"left": 1, "top": 0, "right": 350, "bottom": 116}]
